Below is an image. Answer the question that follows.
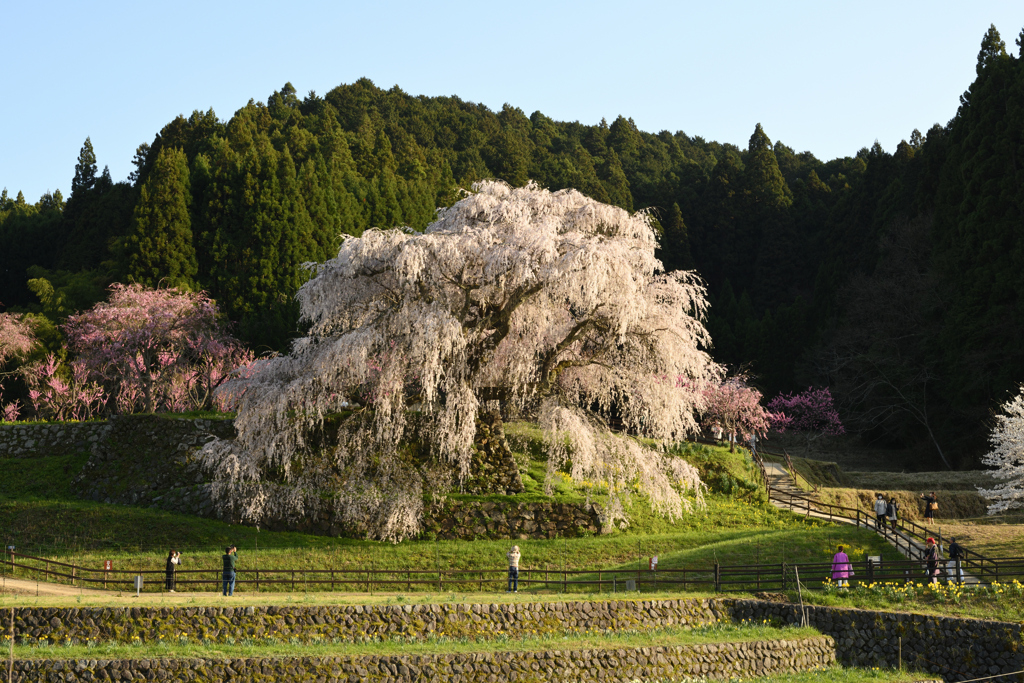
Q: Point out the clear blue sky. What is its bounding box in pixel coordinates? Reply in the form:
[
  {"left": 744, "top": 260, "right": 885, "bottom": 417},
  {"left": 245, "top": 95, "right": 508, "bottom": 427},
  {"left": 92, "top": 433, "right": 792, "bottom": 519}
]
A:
[{"left": 3, "top": 1, "right": 1022, "bottom": 202}]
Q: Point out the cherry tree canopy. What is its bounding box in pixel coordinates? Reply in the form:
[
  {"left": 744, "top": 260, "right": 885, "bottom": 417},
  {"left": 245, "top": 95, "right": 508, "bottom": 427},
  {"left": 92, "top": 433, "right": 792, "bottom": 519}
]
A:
[
  {"left": 978, "top": 386, "right": 1024, "bottom": 514},
  {"left": 203, "top": 181, "right": 717, "bottom": 541},
  {"left": 0, "top": 313, "right": 35, "bottom": 365},
  {"left": 701, "top": 377, "right": 774, "bottom": 452},
  {"left": 64, "top": 284, "right": 248, "bottom": 414}
]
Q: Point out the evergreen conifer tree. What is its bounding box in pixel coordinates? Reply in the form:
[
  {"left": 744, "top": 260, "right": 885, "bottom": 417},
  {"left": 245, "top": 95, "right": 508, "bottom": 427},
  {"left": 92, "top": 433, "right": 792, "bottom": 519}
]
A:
[
  {"left": 125, "top": 146, "right": 198, "bottom": 289},
  {"left": 71, "top": 138, "right": 98, "bottom": 197}
]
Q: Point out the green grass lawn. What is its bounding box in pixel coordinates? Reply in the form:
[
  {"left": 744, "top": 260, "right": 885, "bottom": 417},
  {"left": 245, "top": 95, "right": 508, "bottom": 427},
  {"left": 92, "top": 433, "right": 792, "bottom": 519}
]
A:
[
  {"left": 744, "top": 668, "right": 926, "bottom": 682},
  {"left": 0, "top": 508, "right": 898, "bottom": 596},
  {"left": 0, "top": 428, "right": 901, "bottom": 597}
]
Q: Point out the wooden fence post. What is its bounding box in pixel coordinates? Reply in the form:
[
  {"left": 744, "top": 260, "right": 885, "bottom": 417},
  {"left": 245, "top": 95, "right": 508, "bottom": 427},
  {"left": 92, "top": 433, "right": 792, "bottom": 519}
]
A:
[{"left": 714, "top": 563, "right": 720, "bottom": 593}]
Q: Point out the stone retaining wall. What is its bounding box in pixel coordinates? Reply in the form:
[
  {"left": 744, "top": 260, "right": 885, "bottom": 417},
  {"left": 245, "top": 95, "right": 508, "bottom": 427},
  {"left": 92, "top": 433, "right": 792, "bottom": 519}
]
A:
[
  {"left": 421, "top": 501, "right": 603, "bottom": 541},
  {"left": 9, "top": 637, "right": 836, "bottom": 682},
  {"left": 10, "top": 598, "right": 727, "bottom": 644},
  {"left": 0, "top": 421, "right": 111, "bottom": 458},
  {"left": 72, "top": 415, "right": 234, "bottom": 513},
  {"left": 9, "top": 597, "right": 1016, "bottom": 680},
  {"left": 732, "top": 599, "right": 1024, "bottom": 682}
]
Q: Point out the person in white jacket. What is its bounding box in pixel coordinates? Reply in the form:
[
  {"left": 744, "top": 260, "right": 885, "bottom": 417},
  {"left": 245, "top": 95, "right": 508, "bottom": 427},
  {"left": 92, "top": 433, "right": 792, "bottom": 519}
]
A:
[
  {"left": 507, "top": 545, "right": 521, "bottom": 593},
  {"left": 874, "top": 494, "right": 889, "bottom": 530}
]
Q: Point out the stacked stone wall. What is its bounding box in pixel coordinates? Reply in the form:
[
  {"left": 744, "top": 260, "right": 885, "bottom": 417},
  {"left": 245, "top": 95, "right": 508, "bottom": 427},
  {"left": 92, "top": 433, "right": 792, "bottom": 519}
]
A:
[
  {"left": 0, "top": 421, "right": 111, "bottom": 458},
  {"left": 731, "top": 599, "right": 1024, "bottom": 682},
  {"left": 10, "top": 598, "right": 728, "bottom": 644},
  {"left": 9, "top": 637, "right": 836, "bottom": 683},
  {"left": 6, "top": 597, "right": 1014, "bottom": 680}
]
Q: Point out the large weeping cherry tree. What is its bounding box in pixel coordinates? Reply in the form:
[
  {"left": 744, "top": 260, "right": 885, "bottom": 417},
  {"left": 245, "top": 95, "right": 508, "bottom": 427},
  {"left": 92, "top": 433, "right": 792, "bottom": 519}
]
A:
[
  {"left": 203, "top": 181, "right": 718, "bottom": 541},
  {"left": 978, "top": 386, "right": 1024, "bottom": 514}
]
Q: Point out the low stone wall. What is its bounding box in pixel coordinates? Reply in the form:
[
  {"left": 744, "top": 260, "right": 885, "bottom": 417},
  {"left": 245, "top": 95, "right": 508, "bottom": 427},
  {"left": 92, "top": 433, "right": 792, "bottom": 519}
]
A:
[
  {"left": 72, "top": 415, "right": 234, "bottom": 520},
  {"left": 9, "top": 637, "right": 836, "bottom": 683},
  {"left": 420, "top": 501, "right": 603, "bottom": 540},
  {"left": 732, "top": 599, "right": 1024, "bottom": 682},
  {"left": 0, "top": 421, "right": 111, "bottom": 458},
  {"left": 11, "top": 598, "right": 727, "bottom": 644},
  {"left": 11, "top": 597, "right": 1015, "bottom": 680}
]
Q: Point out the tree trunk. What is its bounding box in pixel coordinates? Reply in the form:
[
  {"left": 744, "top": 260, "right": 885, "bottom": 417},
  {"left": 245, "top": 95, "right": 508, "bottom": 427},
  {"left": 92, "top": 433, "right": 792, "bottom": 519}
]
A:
[
  {"left": 143, "top": 373, "right": 155, "bottom": 414},
  {"left": 460, "top": 409, "right": 525, "bottom": 495}
]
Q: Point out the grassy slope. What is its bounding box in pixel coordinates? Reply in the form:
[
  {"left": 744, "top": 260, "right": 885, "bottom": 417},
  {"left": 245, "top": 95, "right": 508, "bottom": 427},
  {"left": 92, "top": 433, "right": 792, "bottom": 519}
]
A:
[
  {"left": 0, "top": 427, "right": 900, "bottom": 596},
  {"left": 765, "top": 452, "right": 994, "bottom": 521}
]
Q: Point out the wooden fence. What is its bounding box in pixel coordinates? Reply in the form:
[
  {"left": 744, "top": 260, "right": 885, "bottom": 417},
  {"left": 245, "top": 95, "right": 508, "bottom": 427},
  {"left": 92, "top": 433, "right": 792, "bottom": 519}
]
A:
[{"left": 5, "top": 549, "right": 1024, "bottom": 595}]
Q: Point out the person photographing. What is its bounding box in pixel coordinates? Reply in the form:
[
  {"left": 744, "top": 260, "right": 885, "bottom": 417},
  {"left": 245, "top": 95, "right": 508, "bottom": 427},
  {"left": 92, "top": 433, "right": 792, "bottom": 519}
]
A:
[
  {"left": 222, "top": 546, "right": 238, "bottom": 596},
  {"left": 507, "top": 545, "right": 521, "bottom": 593},
  {"left": 921, "top": 492, "right": 938, "bottom": 523},
  {"left": 165, "top": 550, "right": 181, "bottom": 592}
]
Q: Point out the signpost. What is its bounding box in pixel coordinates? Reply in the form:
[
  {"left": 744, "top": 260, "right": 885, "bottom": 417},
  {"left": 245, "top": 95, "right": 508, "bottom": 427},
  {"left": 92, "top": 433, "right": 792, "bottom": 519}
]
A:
[
  {"left": 133, "top": 575, "right": 143, "bottom": 598},
  {"left": 103, "top": 560, "right": 112, "bottom": 589},
  {"left": 649, "top": 556, "right": 658, "bottom": 591}
]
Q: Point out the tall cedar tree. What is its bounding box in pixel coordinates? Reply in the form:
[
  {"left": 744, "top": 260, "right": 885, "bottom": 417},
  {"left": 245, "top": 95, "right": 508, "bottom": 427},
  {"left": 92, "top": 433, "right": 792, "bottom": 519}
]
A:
[{"left": 125, "top": 147, "right": 198, "bottom": 289}]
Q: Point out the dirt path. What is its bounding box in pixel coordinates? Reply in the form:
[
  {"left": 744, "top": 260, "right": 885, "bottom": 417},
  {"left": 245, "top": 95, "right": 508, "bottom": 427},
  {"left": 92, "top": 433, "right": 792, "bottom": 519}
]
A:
[{"left": 0, "top": 576, "right": 113, "bottom": 597}]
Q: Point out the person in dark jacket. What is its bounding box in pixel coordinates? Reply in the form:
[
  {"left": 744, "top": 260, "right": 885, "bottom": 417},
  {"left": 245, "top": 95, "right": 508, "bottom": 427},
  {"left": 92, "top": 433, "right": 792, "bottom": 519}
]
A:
[
  {"left": 947, "top": 537, "right": 965, "bottom": 583},
  {"left": 921, "top": 492, "right": 938, "bottom": 522},
  {"left": 887, "top": 497, "right": 900, "bottom": 531},
  {"left": 165, "top": 550, "right": 180, "bottom": 592},
  {"left": 222, "top": 546, "right": 238, "bottom": 596}
]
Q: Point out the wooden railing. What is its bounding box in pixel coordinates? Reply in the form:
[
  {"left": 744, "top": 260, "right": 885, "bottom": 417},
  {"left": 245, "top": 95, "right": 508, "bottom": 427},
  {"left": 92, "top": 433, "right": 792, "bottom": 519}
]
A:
[
  {"left": 755, "top": 447, "right": 1003, "bottom": 576},
  {"left": 5, "top": 550, "right": 1024, "bottom": 595}
]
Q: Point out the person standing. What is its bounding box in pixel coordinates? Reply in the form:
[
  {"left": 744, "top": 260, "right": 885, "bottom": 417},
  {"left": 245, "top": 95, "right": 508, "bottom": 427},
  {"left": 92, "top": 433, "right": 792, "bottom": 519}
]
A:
[
  {"left": 921, "top": 492, "right": 938, "bottom": 523},
  {"left": 947, "top": 537, "right": 965, "bottom": 583},
  {"left": 873, "top": 494, "right": 889, "bottom": 530},
  {"left": 507, "top": 545, "right": 521, "bottom": 593},
  {"left": 165, "top": 550, "right": 180, "bottom": 592},
  {"left": 924, "top": 537, "right": 941, "bottom": 584},
  {"left": 887, "top": 497, "right": 900, "bottom": 532},
  {"left": 222, "top": 546, "right": 238, "bottom": 596},
  {"left": 831, "top": 546, "right": 852, "bottom": 588}
]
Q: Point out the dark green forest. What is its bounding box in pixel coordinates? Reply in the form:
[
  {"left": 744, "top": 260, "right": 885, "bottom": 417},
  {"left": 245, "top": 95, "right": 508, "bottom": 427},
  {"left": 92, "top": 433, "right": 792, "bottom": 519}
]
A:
[{"left": 3, "top": 25, "right": 1023, "bottom": 468}]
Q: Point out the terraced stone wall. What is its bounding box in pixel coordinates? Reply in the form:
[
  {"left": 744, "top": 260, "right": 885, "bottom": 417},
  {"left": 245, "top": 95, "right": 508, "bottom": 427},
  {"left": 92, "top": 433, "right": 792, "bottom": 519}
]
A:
[
  {"left": 9, "top": 637, "right": 836, "bottom": 683},
  {"left": 732, "top": 599, "right": 1024, "bottom": 682},
  {"left": 0, "top": 421, "right": 111, "bottom": 458},
  {"left": 10, "top": 598, "right": 727, "bottom": 644}
]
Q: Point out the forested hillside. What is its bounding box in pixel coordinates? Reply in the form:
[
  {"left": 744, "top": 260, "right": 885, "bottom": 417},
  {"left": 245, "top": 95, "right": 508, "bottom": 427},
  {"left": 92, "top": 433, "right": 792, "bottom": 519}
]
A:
[{"left": 2, "top": 25, "right": 1023, "bottom": 466}]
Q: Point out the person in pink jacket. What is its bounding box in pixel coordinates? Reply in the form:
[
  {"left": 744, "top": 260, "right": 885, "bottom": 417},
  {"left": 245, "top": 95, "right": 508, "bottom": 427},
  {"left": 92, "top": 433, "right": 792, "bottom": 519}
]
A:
[{"left": 831, "top": 545, "right": 852, "bottom": 588}]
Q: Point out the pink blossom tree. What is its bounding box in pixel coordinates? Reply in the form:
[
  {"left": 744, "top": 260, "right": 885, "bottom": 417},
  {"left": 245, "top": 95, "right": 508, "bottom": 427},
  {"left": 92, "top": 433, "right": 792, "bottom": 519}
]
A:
[
  {"left": 0, "top": 313, "right": 36, "bottom": 365},
  {"left": 701, "top": 377, "right": 775, "bottom": 452},
  {"left": 202, "top": 181, "right": 717, "bottom": 541},
  {"left": 767, "top": 387, "right": 845, "bottom": 451},
  {"left": 0, "top": 312, "right": 37, "bottom": 421},
  {"left": 63, "top": 284, "right": 249, "bottom": 414},
  {"left": 24, "top": 354, "right": 106, "bottom": 421}
]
